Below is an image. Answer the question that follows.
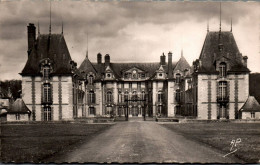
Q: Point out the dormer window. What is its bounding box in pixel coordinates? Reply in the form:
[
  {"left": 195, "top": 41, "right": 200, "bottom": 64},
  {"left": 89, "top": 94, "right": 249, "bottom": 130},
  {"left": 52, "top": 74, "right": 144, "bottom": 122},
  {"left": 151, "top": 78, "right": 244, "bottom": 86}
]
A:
[
  {"left": 176, "top": 73, "right": 181, "bottom": 83},
  {"left": 219, "top": 62, "right": 227, "bottom": 77},
  {"left": 43, "top": 65, "right": 50, "bottom": 79},
  {"left": 89, "top": 75, "right": 94, "bottom": 85},
  {"left": 159, "top": 73, "right": 163, "bottom": 77}
]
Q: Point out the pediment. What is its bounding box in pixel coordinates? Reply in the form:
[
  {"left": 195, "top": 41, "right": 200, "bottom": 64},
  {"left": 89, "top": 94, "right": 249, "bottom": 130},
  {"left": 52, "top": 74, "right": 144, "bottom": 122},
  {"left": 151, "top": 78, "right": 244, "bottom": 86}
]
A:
[
  {"left": 156, "top": 65, "right": 165, "bottom": 72},
  {"left": 123, "top": 67, "right": 145, "bottom": 73}
]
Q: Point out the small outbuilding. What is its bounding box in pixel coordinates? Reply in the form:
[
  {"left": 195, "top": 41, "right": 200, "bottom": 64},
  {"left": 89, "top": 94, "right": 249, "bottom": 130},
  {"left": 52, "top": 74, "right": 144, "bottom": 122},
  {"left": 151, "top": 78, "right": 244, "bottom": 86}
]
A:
[
  {"left": 7, "top": 98, "right": 31, "bottom": 121},
  {"left": 239, "top": 96, "right": 260, "bottom": 119}
]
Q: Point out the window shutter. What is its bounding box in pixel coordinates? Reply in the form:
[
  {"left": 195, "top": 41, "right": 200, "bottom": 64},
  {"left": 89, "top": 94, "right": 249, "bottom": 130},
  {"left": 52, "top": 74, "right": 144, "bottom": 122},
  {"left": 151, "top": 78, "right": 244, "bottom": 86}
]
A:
[
  {"left": 216, "top": 82, "right": 219, "bottom": 99},
  {"left": 41, "top": 106, "right": 44, "bottom": 121},
  {"left": 87, "top": 92, "right": 90, "bottom": 104},
  {"left": 227, "top": 81, "right": 230, "bottom": 99},
  {"left": 51, "top": 84, "right": 53, "bottom": 103}
]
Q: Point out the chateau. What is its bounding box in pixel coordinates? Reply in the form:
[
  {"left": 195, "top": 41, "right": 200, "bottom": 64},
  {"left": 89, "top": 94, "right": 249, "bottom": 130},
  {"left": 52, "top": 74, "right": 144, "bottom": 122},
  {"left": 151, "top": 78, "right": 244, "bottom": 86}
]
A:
[{"left": 19, "top": 22, "right": 252, "bottom": 121}]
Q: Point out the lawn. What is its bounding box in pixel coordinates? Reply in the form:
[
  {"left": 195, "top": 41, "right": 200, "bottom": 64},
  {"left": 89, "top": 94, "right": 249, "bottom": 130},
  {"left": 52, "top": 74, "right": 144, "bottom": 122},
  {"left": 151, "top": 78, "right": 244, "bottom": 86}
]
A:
[
  {"left": 0, "top": 123, "right": 113, "bottom": 163},
  {"left": 161, "top": 123, "right": 260, "bottom": 163}
]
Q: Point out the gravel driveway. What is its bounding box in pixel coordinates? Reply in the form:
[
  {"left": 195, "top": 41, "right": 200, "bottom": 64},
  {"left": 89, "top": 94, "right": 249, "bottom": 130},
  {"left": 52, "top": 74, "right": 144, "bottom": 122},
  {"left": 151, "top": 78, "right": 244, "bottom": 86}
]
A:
[{"left": 53, "top": 118, "right": 242, "bottom": 163}]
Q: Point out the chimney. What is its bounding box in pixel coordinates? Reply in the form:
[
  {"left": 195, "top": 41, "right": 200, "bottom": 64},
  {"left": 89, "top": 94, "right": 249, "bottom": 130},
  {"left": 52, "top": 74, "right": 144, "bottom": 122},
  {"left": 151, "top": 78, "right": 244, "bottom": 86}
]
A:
[
  {"left": 168, "top": 51, "right": 173, "bottom": 78},
  {"left": 27, "top": 23, "right": 36, "bottom": 56},
  {"left": 160, "top": 53, "right": 166, "bottom": 65},
  {"left": 97, "top": 53, "right": 102, "bottom": 64},
  {"left": 105, "top": 54, "right": 110, "bottom": 66},
  {"left": 243, "top": 56, "right": 248, "bottom": 67}
]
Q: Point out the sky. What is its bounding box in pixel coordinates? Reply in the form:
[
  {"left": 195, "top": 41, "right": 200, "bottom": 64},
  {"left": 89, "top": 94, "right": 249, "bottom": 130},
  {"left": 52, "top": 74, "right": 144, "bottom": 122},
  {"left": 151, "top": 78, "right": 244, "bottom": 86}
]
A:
[{"left": 0, "top": 0, "right": 259, "bottom": 80}]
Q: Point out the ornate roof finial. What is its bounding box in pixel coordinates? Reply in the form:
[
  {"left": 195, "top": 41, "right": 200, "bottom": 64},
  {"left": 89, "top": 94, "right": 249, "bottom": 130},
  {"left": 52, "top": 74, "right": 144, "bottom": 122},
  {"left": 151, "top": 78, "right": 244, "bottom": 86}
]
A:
[
  {"left": 181, "top": 48, "right": 184, "bottom": 58},
  {"left": 49, "top": 0, "right": 52, "bottom": 35},
  {"left": 62, "top": 20, "right": 63, "bottom": 34},
  {"left": 38, "top": 21, "right": 40, "bottom": 36},
  {"left": 219, "top": 1, "right": 222, "bottom": 33},
  {"left": 231, "top": 17, "right": 232, "bottom": 32},
  {"left": 207, "top": 18, "right": 209, "bottom": 32},
  {"left": 86, "top": 31, "right": 89, "bottom": 58}
]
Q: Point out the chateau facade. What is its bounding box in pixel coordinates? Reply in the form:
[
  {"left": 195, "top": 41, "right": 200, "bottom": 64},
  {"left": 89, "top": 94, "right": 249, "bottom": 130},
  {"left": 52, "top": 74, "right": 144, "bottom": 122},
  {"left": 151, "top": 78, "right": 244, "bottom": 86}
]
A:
[{"left": 20, "top": 23, "right": 250, "bottom": 121}]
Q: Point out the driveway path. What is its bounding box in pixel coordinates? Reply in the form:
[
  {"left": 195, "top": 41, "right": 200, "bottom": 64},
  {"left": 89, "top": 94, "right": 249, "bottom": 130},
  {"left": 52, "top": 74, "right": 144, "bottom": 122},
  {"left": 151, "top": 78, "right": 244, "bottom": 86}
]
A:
[{"left": 54, "top": 118, "right": 242, "bottom": 163}]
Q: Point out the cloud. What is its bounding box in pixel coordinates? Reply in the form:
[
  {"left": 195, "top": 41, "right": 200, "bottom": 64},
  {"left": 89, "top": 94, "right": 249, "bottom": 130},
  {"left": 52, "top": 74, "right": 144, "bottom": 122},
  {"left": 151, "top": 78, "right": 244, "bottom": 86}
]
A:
[{"left": 0, "top": 1, "right": 259, "bottom": 80}]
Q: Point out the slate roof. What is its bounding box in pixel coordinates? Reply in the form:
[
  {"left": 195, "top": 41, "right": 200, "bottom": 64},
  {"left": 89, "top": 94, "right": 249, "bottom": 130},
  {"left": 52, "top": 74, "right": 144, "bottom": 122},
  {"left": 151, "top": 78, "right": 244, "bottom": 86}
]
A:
[
  {"left": 240, "top": 96, "right": 260, "bottom": 112},
  {"left": 173, "top": 54, "right": 191, "bottom": 72},
  {"left": 8, "top": 98, "right": 31, "bottom": 114},
  {"left": 198, "top": 31, "right": 250, "bottom": 73},
  {"left": 21, "top": 34, "right": 74, "bottom": 76},
  {"left": 79, "top": 56, "right": 178, "bottom": 80}
]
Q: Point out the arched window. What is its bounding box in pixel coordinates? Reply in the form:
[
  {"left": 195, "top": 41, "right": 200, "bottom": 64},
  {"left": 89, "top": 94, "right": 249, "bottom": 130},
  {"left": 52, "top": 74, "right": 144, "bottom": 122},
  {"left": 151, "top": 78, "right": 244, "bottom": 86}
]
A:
[
  {"left": 89, "top": 91, "right": 95, "bottom": 103},
  {"left": 219, "top": 62, "right": 227, "bottom": 77},
  {"left": 106, "top": 91, "right": 112, "bottom": 103},
  {"left": 218, "top": 81, "right": 227, "bottom": 100},
  {"left": 176, "top": 73, "right": 181, "bottom": 83},
  {"left": 89, "top": 75, "right": 94, "bottom": 85},
  {"left": 158, "top": 91, "right": 163, "bottom": 102}
]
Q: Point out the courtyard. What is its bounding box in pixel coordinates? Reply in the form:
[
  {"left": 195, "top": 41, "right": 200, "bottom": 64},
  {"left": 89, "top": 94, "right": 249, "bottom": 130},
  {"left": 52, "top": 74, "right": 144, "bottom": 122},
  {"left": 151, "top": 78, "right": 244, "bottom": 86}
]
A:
[{"left": 0, "top": 118, "right": 259, "bottom": 163}]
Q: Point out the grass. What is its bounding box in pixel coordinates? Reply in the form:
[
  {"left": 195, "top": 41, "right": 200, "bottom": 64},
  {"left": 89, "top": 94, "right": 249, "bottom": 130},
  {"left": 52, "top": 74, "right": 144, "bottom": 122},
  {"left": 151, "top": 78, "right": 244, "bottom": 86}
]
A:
[
  {"left": 161, "top": 123, "right": 260, "bottom": 163},
  {"left": 0, "top": 123, "right": 113, "bottom": 163}
]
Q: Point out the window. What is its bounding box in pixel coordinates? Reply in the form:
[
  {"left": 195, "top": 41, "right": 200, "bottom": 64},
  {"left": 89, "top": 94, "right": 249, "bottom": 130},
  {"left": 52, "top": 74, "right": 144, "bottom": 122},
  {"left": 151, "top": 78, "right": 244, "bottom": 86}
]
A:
[
  {"left": 219, "top": 62, "right": 227, "bottom": 77},
  {"left": 44, "top": 106, "right": 52, "bottom": 121},
  {"left": 43, "top": 65, "right": 50, "bottom": 79},
  {"left": 124, "top": 91, "right": 129, "bottom": 101},
  {"left": 176, "top": 89, "right": 181, "bottom": 102},
  {"left": 118, "top": 92, "right": 123, "bottom": 103},
  {"left": 141, "top": 73, "right": 145, "bottom": 78},
  {"left": 106, "top": 91, "right": 112, "bottom": 103},
  {"left": 89, "top": 91, "right": 95, "bottom": 104},
  {"left": 158, "top": 91, "right": 163, "bottom": 102},
  {"left": 16, "top": 114, "right": 20, "bottom": 120},
  {"left": 176, "top": 73, "right": 181, "bottom": 83},
  {"left": 218, "top": 81, "right": 227, "bottom": 100},
  {"left": 137, "top": 82, "right": 141, "bottom": 89},
  {"left": 89, "top": 75, "right": 94, "bottom": 85},
  {"left": 106, "top": 73, "right": 111, "bottom": 78},
  {"left": 251, "top": 112, "right": 255, "bottom": 118},
  {"left": 159, "top": 73, "right": 163, "bottom": 77},
  {"left": 89, "top": 107, "right": 95, "bottom": 115},
  {"left": 124, "top": 73, "right": 128, "bottom": 78},
  {"left": 129, "top": 82, "right": 132, "bottom": 89},
  {"left": 141, "top": 91, "right": 146, "bottom": 100},
  {"left": 43, "top": 83, "right": 52, "bottom": 103},
  {"left": 132, "top": 91, "right": 137, "bottom": 97}
]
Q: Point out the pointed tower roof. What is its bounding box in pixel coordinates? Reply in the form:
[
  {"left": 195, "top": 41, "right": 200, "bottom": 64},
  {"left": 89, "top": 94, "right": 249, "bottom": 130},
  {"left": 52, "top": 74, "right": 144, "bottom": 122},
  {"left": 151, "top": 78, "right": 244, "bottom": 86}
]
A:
[
  {"left": 21, "top": 34, "right": 74, "bottom": 75},
  {"left": 240, "top": 96, "right": 260, "bottom": 112},
  {"left": 173, "top": 51, "right": 190, "bottom": 72},
  {"left": 79, "top": 56, "right": 97, "bottom": 75},
  {"left": 198, "top": 31, "right": 250, "bottom": 73}
]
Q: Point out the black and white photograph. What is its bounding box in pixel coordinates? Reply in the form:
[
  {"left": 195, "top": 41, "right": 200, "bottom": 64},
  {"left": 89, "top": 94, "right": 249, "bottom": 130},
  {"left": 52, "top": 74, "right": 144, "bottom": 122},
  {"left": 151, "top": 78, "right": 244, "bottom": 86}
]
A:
[{"left": 0, "top": 0, "right": 259, "bottom": 163}]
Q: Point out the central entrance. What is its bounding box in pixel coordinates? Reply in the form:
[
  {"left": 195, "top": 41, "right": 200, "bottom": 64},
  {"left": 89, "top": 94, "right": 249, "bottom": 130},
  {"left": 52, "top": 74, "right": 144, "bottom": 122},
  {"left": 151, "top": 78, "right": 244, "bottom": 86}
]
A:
[{"left": 124, "top": 95, "right": 147, "bottom": 121}]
